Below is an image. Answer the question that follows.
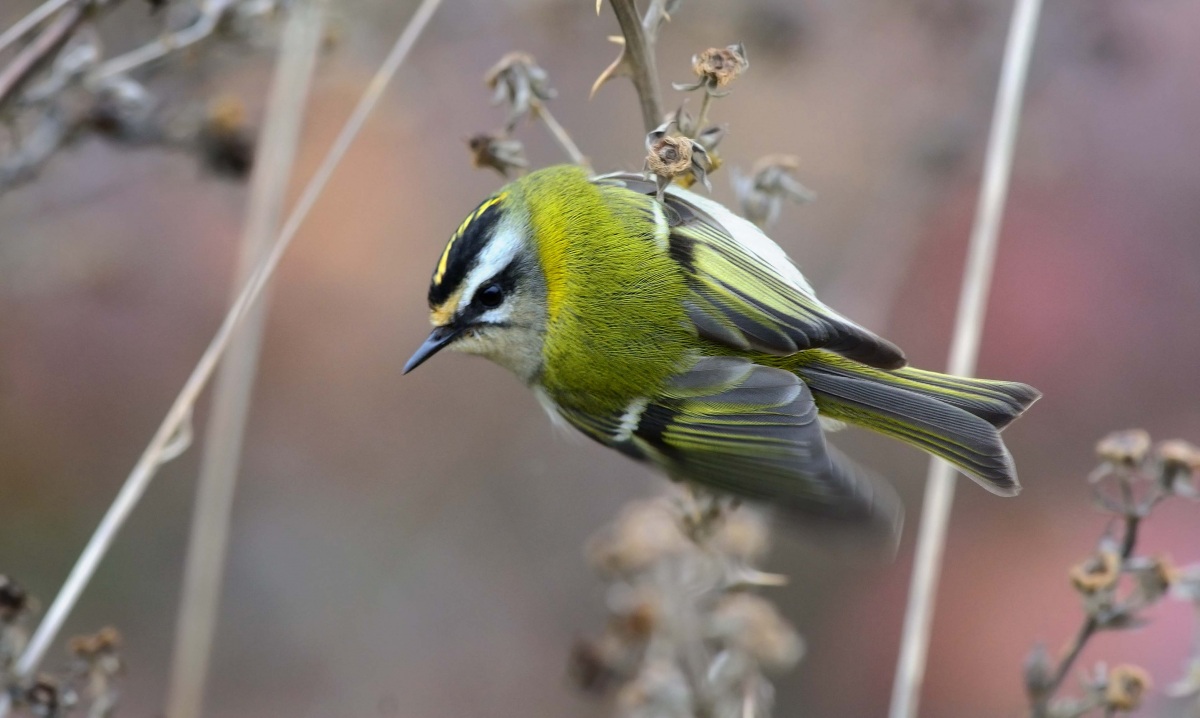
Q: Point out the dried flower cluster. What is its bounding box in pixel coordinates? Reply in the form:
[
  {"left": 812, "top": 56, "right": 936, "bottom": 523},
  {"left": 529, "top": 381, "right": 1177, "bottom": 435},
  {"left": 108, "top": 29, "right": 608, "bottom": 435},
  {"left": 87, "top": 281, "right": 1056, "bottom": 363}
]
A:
[
  {"left": 466, "top": 52, "right": 577, "bottom": 177},
  {"left": 1027, "top": 430, "right": 1200, "bottom": 718},
  {"left": 571, "top": 491, "right": 802, "bottom": 718},
  {"left": 0, "top": 0, "right": 295, "bottom": 193},
  {"left": 1, "top": 576, "right": 123, "bottom": 718}
]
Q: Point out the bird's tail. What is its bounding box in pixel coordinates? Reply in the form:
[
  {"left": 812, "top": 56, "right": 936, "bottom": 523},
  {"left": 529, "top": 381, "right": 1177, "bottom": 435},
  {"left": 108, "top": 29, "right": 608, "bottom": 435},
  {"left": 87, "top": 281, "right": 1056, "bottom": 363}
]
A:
[{"left": 792, "top": 351, "right": 1041, "bottom": 496}]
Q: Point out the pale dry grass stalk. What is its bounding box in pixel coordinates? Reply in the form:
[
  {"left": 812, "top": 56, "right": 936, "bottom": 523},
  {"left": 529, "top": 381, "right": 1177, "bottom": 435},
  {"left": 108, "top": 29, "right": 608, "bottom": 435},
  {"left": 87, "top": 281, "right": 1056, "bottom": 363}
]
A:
[
  {"left": 164, "top": 2, "right": 325, "bottom": 717},
  {"left": 0, "top": 1, "right": 445, "bottom": 714},
  {"left": 889, "top": 1, "right": 1045, "bottom": 716},
  {"left": 0, "top": 0, "right": 75, "bottom": 56}
]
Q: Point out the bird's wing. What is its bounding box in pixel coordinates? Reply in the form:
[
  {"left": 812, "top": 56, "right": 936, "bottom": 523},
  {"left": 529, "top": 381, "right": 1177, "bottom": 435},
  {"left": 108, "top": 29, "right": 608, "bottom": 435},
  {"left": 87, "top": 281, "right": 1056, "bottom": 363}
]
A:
[
  {"left": 555, "top": 355, "right": 900, "bottom": 523},
  {"left": 594, "top": 173, "right": 906, "bottom": 369}
]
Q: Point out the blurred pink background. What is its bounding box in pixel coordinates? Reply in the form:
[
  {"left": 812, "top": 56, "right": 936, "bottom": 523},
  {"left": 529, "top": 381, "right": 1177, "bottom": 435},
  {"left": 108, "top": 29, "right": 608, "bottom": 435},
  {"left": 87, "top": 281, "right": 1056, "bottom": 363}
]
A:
[{"left": 2, "top": 1, "right": 1199, "bottom": 716}]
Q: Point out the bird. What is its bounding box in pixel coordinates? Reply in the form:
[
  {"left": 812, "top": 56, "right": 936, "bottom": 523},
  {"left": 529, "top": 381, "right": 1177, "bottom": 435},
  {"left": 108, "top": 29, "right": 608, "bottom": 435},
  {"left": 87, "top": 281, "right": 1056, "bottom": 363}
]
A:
[{"left": 403, "top": 164, "right": 1039, "bottom": 526}]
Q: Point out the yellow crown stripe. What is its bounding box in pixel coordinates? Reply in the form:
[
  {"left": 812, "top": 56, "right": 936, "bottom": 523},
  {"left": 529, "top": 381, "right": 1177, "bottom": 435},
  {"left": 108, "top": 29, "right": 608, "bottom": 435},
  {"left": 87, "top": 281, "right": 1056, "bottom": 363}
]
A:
[{"left": 433, "top": 193, "right": 507, "bottom": 286}]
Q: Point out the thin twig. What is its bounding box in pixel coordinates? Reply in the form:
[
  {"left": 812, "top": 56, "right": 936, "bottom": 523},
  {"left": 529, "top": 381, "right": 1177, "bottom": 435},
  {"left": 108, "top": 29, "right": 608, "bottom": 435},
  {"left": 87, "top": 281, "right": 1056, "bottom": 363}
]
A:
[
  {"left": 0, "top": 1, "right": 443, "bottom": 713},
  {"left": 608, "top": 0, "right": 661, "bottom": 132},
  {"left": 85, "top": 0, "right": 237, "bottom": 85},
  {"left": 888, "top": 1, "right": 1045, "bottom": 717},
  {"left": 532, "top": 99, "right": 588, "bottom": 169},
  {"left": 164, "top": 2, "right": 324, "bottom": 718},
  {"left": 0, "top": 0, "right": 75, "bottom": 56},
  {"left": 0, "top": 1, "right": 86, "bottom": 107}
]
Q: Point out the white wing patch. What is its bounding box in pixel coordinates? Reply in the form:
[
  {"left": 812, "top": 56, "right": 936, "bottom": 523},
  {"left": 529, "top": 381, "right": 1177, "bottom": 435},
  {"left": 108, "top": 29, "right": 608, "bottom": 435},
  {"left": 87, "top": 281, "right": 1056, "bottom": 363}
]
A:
[{"left": 614, "top": 397, "right": 651, "bottom": 442}]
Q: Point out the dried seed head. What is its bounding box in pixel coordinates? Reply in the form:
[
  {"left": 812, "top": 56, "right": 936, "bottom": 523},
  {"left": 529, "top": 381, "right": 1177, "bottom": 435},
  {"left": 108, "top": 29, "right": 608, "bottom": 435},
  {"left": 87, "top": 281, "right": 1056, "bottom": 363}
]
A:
[
  {"left": 675, "top": 44, "right": 750, "bottom": 95},
  {"left": 587, "top": 498, "right": 690, "bottom": 576},
  {"left": 466, "top": 132, "right": 528, "bottom": 177},
  {"left": 708, "top": 593, "right": 803, "bottom": 672},
  {"left": 0, "top": 575, "right": 28, "bottom": 623},
  {"left": 1096, "top": 429, "right": 1152, "bottom": 466},
  {"left": 647, "top": 134, "right": 693, "bottom": 177},
  {"left": 1069, "top": 550, "right": 1121, "bottom": 595},
  {"left": 1105, "top": 664, "right": 1152, "bottom": 711},
  {"left": 644, "top": 122, "right": 712, "bottom": 197},
  {"left": 733, "top": 155, "right": 816, "bottom": 228},
  {"left": 693, "top": 44, "right": 749, "bottom": 87},
  {"left": 485, "top": 51, "right": 556, "bottom": 132}
]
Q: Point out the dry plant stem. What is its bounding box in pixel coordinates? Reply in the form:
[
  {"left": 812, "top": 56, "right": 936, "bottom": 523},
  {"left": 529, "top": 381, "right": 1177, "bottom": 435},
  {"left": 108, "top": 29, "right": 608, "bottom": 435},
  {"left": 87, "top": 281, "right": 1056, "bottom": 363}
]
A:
[
  {"left": 608, "top": 0, "right": 662, "bottom": 132},
  {"left": 693, "top": 92, "right": 713, "bottom": 138},
  {"left": 889, "top": 0, "right": 1044, "bottom": 717},
  {"left": 0, "top": 0, "right": 76, "bottom": 56},
  {"left": 0, "top": 1, "right": 444, "bottom": 714},
  {"left": 0, "top": 1, "right": 86, "bottom": 107},
  {"left": 164, "top": 2, "right": 324, "bottom": 717},
  {"left": 1030, "top": 513, "right": 1141, "bottom": 718},
  {"left": 532, "top": 99, "right": 589, "bottom": 169}
]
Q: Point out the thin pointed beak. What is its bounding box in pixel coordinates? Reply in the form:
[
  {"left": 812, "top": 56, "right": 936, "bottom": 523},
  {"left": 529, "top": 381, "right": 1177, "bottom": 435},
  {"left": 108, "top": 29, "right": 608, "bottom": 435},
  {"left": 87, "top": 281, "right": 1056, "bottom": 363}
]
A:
[{"left": 403, "top": 325, "right": 462, "bottom": 374}]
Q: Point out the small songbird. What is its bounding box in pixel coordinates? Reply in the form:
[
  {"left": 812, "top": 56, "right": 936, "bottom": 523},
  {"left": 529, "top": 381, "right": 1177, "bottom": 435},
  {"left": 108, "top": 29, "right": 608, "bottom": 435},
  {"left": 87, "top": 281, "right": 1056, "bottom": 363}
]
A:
[{"left": 404, "top": 165, "right": 1039, "bottom": 525}]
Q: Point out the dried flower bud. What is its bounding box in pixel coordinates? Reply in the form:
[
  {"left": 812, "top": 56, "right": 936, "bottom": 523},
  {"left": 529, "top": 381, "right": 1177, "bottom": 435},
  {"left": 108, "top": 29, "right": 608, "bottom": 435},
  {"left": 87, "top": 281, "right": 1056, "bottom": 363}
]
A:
[
  {"left": 466, "top": 133, "right": 528, "bottom": 177},
  {"left": 1069, "top": 550, "right": 1120, "bottom": 595},
  {"left": 674, "top": 44, "right": 749, "bottom": 96},
  {"left": 587, "top": 498, "right": 689, "bottom": 576},
  {"left": 1096, "top": 429, "right": 1151, "bottom": 467},
  {"left": 647, "top": 135, "right": 693, "bottom": 177},
  {"left": 644, "top": 122, "right": 711, "bottom": 198},
  {"left": 1157, "top": 439, "right": 1200, "bottom": 497},
  {"left": 708, "top": 593, "right": 803, "bottom": 672},
  {"left": 733, "top": 155, "right": 816, "bottom": 228},
  {"left": 1127, "top": 555, "right": 1176, "bottom": 605},
  {"left": 485, "top": 51, "right": 556, "bottom": 132},
  {"left": 1105, "top": 664, "right": 1151, "bottom": 711},
  {"left": 0, "top": 575, "right": 28, "bottom": 623}
]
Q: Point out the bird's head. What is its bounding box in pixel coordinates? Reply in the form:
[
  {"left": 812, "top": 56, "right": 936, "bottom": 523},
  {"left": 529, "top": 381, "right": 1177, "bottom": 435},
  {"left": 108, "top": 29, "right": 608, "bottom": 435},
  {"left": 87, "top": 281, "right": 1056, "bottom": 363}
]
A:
[{"left": 404, "top": 187, "right": 549, "bottom": 382}]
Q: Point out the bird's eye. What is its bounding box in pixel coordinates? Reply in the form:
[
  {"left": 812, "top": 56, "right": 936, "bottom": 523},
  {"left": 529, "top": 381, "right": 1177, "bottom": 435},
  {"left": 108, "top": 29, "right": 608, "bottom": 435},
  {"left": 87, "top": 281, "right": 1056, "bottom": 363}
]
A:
[{"left": 475, "top": 283, "right": 504, "bottom": 308}]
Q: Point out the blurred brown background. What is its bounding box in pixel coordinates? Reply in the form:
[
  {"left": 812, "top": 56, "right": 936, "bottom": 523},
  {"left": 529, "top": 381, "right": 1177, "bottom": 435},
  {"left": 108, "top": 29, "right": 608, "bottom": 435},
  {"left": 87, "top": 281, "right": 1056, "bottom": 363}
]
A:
[{"left": 2, "top": 0, "right": 1199, "bottom": 716}]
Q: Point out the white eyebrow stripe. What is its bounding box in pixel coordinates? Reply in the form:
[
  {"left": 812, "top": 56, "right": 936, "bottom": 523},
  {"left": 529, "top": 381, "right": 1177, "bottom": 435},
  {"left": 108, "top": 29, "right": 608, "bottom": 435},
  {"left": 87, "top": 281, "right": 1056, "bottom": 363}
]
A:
[{"left": 457, "top": 222, "right": 522, "bottom": 313}]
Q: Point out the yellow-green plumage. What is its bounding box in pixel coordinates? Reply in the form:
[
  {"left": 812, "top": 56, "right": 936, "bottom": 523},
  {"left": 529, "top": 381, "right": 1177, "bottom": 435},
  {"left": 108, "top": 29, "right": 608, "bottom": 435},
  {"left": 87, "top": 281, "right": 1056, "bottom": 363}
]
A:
[{"left": 409, "top": 165, "right": 1040, "bottom": 525}]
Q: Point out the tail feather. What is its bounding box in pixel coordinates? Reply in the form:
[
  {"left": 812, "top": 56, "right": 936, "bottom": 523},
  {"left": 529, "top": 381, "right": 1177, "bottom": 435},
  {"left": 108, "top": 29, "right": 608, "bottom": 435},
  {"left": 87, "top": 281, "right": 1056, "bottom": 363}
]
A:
[{"left": 794, "top": 351, "right": 1040, "bottom": 496}]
